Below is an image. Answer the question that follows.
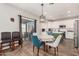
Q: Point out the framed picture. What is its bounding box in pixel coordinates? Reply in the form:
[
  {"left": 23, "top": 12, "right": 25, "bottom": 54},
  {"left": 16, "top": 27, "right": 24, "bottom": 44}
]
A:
[{"left": 10, "top": 18, "right": 14, "bottom": 22}]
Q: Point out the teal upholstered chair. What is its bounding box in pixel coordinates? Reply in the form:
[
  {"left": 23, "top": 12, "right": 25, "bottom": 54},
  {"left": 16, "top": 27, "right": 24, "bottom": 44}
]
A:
[{"left": 32, "top": 34, "right": 43, "bottom": 55}]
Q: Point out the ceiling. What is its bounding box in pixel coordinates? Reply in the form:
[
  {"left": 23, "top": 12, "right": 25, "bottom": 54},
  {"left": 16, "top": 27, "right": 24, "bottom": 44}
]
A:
[{"left": 10, "top": 3, "right": 79, "bottom": 20}]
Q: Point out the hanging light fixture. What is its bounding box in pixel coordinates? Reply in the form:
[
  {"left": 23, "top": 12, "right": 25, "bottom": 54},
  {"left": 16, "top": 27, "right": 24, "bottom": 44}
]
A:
[{"left": 40, "top": 3, "right": 46, "bottom": 22}]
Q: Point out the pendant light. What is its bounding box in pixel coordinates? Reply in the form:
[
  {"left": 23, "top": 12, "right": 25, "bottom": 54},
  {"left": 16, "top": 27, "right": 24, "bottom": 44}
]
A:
[{"left": 40, "top": 3, "right": 46, "bottom": 22}]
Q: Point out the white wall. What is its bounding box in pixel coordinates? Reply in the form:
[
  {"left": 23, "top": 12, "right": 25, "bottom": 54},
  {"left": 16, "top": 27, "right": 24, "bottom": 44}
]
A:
[
  {"left": 39, "top": 18, "right": 78, "bottom": 39},
  {"left": 40, "top": 18, "right": 78, "bottom": 31},
  {"left": 0, "top": 4, "right": 37, "bottom": 39},
  {"left": 47, "top": 19, "right": 75, "bottom": 29}
]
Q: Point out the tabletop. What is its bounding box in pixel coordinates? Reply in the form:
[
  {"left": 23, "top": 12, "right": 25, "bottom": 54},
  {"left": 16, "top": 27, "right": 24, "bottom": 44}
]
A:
[{"left": 39, "top": 34, "right": 55, "bottom": 42}]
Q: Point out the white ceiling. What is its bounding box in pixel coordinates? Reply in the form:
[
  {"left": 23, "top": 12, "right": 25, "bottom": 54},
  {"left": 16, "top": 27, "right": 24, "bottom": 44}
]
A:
[{"left": 10, "top": 3, "right": 79, "bottom": 20}]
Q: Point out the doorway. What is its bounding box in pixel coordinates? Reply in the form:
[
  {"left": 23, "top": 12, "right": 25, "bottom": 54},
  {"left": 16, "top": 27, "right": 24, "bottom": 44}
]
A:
[
  {"left": 18, "top": 15, "right": 37, "bottom": 41},
  {"left": 22, "top": 20, "right": 34, "bottom": 41}
]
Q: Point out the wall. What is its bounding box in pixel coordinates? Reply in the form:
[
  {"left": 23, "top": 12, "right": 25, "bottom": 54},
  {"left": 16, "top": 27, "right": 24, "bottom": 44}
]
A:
[
  {"left": 39, "top": 18, "right": 78, "bottom": 39},
  {"left": 40, "top": 19, "right": 75, "bottom": 32},
  {"left": 0, "top": 3, "right": 37, "bottom": 39},
  {"left": 41, "top": 19, "right": 76, "bottom": 29}
]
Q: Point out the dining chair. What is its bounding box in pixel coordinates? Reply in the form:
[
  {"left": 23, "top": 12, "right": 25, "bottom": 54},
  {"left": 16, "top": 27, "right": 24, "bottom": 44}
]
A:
[
  {"left": 46, "top": 35, "right": 62, "bottom": 55},
  {"left": 47, "top": 31, "right": 53, "bottom": 35},
  {"left": 12, "top": 32, "right": 23, "bottom": 49},
  {"left": 1, "top": 32, "right": 12, "bottom": 54},
  {"left": 32, "top": 33, "right": 44, "bottom": 56}
]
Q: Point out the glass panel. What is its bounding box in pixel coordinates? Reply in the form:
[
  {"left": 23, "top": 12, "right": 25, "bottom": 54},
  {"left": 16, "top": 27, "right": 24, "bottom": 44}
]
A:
[
  {"left": 22, "top": 24, "right": 27, "bottom": 40},
  {"left": 27, "top": 21, "right": 34, "bottom": 40},
  {"left": 21, "top": 19, "right": 34, "bottom": 41}
]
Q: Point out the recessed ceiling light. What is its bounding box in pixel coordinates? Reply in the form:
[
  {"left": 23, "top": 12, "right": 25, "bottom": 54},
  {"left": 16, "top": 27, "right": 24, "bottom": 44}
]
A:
[
  {"left": 49, "top": 16, "right": 55, "bottom": 19},
  {"left": 44, "top": 12, "right": 47, "bottom": 15},
  {"left": 67, "top": 10, "right": 71, "bottom": 13}
]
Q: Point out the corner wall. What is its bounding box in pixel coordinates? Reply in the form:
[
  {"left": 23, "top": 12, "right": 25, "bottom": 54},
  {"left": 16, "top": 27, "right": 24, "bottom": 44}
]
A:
[{"left": 0, "top": 3, "right": 37, "bottom": 39}]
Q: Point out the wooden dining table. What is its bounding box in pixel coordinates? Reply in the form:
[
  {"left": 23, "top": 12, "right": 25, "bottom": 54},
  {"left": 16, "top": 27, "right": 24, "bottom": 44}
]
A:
[{"left": 39, "top": 34, "right": 55, "bottom": 52}]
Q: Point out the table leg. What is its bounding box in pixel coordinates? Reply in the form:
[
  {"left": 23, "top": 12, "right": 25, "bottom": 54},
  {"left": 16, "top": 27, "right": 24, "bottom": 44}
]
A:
[
  {"left": 43, "top": 42, "right": 49, "bottom": 52},
  {"left": 45, "top": 45, "right": 49, "bottom": 52}
]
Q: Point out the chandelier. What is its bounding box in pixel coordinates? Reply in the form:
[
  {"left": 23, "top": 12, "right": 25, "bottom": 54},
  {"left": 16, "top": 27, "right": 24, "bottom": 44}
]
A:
[{"left": 40, "top": 4, "right": 46, "bottom": 22}]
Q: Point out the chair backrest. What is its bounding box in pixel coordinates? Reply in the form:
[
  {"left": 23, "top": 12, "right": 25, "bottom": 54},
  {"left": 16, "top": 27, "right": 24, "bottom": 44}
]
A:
[
  {"left": 53, "top": 35, "right": 62, "bottom": 47},
  {"left": 1, "top": 32, "right": 11, "bottom": 40},
  {"left": 12, "top": 32, "right": 20, "bottom": 39},
  {"left": 47, "top": 31, "right": 52, "bottom": 35},
  {"left": 32, "top": 33, "right": 41, "bottom": 48},
  {"left": 32, "top": 33, "right": 38, "bottom": 36}
]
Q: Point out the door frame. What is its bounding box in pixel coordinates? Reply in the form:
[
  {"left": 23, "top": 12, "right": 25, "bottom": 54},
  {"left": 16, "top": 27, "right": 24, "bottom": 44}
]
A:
[{"left": 18, "top": 15, "right": 37, "bottom": 38}]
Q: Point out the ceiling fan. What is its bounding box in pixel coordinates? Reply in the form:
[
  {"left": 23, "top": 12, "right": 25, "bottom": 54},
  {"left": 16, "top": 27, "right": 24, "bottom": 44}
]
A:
[{"left": 39, "top": 3, "right": 54, "bottom": 23}]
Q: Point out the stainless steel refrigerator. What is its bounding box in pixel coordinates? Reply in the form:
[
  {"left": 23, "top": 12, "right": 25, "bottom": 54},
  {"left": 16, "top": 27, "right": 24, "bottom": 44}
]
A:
[{"left": 74, "top": 20, "right": 79, "bottom": 48}]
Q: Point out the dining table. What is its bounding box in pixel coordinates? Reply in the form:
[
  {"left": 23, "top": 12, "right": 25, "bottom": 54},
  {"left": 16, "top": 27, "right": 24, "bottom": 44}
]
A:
[{"left": 39, "top": 34, "right": 55, "bottom": 52}]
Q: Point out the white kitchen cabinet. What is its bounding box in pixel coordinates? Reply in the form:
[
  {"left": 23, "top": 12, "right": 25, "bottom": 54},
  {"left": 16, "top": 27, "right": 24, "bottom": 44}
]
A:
[{"left": 66, "top": 31, "right": 74, "bottom": 39}]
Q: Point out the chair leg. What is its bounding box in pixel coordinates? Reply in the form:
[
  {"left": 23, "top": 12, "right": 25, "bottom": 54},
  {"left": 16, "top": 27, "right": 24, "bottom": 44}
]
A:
[
  {"left": 10, "top": 42, "right": 12, "bottom": 49},
  {"left": 0, "top": 44, "right": 4, "bottom": 55},
  {"left": 33, "top": 45, "right": 34, "bottom": 52},
  {"left": 57, "top": 47, "right": 58, "bottom": 53},
  {"left": 37, "top": 48, "right": 39, "bottom": 56},
  {"left": 0, "top": 44, "right": 2, "bottom": 55},
  {"left": 12, "top": 42, "right": 15, "bottom": 50},
  {"left": 43, "top": 42, "right": 45, "bottom": 51},
  {"left": 49, "top": 46, "right": 52, "bottom": 49},
  {"left": 20, "top": 40, "right": 23, "bottom": 48},
  {"left": 21, "top": 44, "right": 22, "bottom": 48},
  {"left": 56, "top": 47, "right": 58, "bottom": 55},
  {"left": 54, "top": 48, "right": 56, "bottom": 56}
]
